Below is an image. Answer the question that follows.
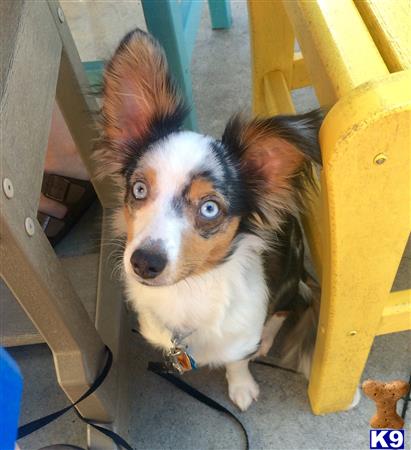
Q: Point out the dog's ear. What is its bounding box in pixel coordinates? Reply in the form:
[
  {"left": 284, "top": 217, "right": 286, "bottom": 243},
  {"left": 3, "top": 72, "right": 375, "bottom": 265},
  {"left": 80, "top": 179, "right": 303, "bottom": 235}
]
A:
[
  {"left": 222, "top": 110, "right": 322, "bottom": 191},
  {"left": 222, "top": 110, "right": 322, "bottom": 222},
  {"left": 102, "top": 29, "right": 187, "bottom": 145}
]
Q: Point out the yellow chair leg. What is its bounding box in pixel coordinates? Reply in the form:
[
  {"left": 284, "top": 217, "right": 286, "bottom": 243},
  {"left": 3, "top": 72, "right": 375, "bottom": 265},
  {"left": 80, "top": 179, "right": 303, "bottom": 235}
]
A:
[
  {"left": 247, "top": 0, "right": 295, "bottom": 116},
  {"left": 308, "top": 71, "right": 411, "bottom": 414}
]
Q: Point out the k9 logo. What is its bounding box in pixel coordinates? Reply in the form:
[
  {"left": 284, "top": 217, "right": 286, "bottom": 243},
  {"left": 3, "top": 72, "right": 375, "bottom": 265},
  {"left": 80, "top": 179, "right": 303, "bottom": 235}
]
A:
[{"left": 370, "top": 430, "right": 404, "bottom": 449}]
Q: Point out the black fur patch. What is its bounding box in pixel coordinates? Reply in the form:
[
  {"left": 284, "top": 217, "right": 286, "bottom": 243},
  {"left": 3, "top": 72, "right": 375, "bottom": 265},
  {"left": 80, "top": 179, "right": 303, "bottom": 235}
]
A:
[
  {"left": 208, "top": 141, "right": 253, "bottom": 217},
  {"left": 264, "top": 215, "right": 307, "bottom": 316},
  {"left": 171, "top": 195, "right": 184, "bottom": 216}
]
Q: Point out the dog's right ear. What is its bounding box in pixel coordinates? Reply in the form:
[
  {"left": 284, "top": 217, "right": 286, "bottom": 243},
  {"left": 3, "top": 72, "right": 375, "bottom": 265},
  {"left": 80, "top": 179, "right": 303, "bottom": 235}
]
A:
[{"left": 101, "top": 29, "right": 187, "bottom": 166}]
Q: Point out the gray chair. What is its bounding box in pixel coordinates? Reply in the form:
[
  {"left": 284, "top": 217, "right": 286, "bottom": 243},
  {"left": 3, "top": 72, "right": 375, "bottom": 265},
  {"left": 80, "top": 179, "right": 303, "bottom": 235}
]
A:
[{"left": 1, "top": 1, "right": 126, "bottom": 446}]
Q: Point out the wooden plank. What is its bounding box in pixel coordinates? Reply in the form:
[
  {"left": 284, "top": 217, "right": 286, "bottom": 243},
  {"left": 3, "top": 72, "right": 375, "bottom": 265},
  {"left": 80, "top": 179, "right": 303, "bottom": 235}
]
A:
[
  {"left": 0, "top": 0, "right": 24, "bottom": 102},
  {"left": 308, "top": 71, "right": 411, "bottom": 414},
  {"left": 93, "top": 209, "right": 132, "bottom": 447},
  {"left": 46, "top": 1, "right": 118, "bottom": 209},
  {"left": 95, "top": 209, "right": 125, "bottom": 359},
  {"left": 355, "top": 0, "right": 411, "bottom": 72},
  {"left": 377, "top": 290, "right": 411, "bottom": 336},
  {"left": 0, "top": 0, "right": 59, "bottom": 211},
  {"left": 0, "top": 0, "right": 113, "bottom": 421},
  {"left": 284, "top": 0, "right": 389, "bottom": 106},
  {"left": 1, "top": 279, "right": 44, "bottom": 347},
  {"left": 1, "top": 254, "right": 99, "bottom": 347}
]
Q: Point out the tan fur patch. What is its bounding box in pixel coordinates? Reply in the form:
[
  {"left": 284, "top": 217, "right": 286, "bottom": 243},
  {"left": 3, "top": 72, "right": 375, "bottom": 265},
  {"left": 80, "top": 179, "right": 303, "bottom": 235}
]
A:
[
  {"left": 185, "top": 177, "right": 229, "bottom": 233},
  {"left": 175, "top": 217, "right": 240, "bottom": 279},
  {"left": 187, "top": 178, "right": 215, "bottom": 203}
]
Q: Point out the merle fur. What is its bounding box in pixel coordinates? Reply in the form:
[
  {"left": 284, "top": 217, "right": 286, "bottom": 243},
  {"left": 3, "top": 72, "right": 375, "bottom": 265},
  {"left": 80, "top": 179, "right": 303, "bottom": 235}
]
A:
[{"left": 219, "top": 111, "right": 322, "bottom": 323}]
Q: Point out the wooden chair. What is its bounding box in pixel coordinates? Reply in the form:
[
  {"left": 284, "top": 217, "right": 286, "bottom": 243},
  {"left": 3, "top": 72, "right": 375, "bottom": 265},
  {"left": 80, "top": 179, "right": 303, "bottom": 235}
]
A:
[
  {"left": 1, "top": 1, "right": 127, "bottom": 446},
  {"left": 248, "top": 0, "right": 410, "bottom": 415}
]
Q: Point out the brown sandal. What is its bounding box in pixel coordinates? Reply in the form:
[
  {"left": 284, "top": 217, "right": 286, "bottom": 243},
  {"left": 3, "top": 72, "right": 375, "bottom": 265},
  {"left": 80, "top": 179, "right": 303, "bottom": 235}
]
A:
[{"left": 37, "top": 173, "right": 96, "bottom": 247}]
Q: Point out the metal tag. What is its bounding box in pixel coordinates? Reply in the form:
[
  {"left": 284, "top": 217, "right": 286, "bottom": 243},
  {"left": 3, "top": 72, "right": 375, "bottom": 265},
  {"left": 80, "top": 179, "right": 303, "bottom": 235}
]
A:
[{"left": 166, "top": 341, "right": 197, "bottom": 374}]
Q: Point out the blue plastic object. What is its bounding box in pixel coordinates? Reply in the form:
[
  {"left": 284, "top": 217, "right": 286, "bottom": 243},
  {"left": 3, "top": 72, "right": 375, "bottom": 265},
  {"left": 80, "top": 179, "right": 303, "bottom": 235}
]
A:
[
  {"left": 0, "top": 347, "right": 23, "bottom": 450},
  {"left": 142, "top": 0, "right": 199, "bottom": 131},
  {"left": 142, "top": 0, "right": 232, "bottom": 131},
  {"left": 208, "top": 0, "right": 232, "bottom": 29},
  {"left": 82, "top": 1, "right": 233, "bottom": 132}
]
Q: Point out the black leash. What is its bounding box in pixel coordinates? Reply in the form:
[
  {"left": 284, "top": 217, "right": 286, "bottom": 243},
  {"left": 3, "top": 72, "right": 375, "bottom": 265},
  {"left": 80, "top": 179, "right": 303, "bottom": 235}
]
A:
[
  {"left": 148, "top": 360, "right": 411, "bottom": 450},
  {"left": 148, "top": 362, "right": 250, "bottom": 450},
  {"left": 146, "top": 359, "right": 300, "bottom": 450},
  {"left": 16, "top": 341, "right": 411, "bottom": 450},
  {"left": 17, "top": 346, "right": 133, "bottom": 450}
]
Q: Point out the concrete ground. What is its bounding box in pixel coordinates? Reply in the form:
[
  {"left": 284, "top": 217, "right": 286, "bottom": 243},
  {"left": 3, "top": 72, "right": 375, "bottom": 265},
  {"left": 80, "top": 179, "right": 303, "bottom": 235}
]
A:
[{"left": 8, "top": 1, "right": 410, "bottom": 449}]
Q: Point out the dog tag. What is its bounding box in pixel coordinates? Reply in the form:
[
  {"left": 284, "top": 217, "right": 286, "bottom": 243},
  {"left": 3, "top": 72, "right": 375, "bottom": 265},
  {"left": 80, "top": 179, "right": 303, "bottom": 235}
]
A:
[{"left": 166, "top": 342, "right": 197, "bottom": 374}]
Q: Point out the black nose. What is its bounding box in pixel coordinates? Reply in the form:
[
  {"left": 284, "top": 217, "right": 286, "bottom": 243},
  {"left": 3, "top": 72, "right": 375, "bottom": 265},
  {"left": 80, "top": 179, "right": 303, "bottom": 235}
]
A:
[{"left": 130, "top": 248, "right": 168, "bottom": 279}]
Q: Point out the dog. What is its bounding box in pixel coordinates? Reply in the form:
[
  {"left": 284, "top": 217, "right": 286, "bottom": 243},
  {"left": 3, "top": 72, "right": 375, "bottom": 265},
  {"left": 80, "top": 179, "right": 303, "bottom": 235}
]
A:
[{"left": 96, "top": 29, "right": 322, "bottom": 411}]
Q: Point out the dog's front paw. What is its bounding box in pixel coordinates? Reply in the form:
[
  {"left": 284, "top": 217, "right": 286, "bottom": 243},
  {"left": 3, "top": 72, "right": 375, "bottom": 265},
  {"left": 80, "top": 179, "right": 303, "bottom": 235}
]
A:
[{"left": 228, "top": 377, "right": 259, "bottom": 411}]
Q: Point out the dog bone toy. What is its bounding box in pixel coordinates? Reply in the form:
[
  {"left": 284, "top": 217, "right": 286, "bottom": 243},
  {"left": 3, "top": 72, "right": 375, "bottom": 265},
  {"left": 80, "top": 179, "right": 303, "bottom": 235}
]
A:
[{"left": 362, "top": 379, "right": 409, "bottom": 429}]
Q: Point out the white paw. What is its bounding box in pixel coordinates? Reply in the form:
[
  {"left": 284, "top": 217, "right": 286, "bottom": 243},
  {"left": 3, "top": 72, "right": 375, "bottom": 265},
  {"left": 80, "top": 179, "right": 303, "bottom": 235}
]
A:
[
  {"left": 344, "top": 387, "right": 361, "bottom": 411},
  {"left": 228, "top": 377, "right": 260, "bottom": 411}
]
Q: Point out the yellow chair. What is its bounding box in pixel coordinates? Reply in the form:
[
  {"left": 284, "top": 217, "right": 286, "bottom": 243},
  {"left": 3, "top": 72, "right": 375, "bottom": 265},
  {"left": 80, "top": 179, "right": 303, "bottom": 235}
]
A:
[{"left": 247, "top": 0, "right": 410, "bottom": 414}]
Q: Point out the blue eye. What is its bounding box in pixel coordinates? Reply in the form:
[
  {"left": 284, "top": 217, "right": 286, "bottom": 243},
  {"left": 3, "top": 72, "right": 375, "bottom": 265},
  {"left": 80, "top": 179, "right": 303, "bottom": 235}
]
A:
[
  {"left": 133, "top": 181, "right": 148, "bottom": 199},
  {"left": 200, "top": 200, "right": 220, "bottom": 219}
]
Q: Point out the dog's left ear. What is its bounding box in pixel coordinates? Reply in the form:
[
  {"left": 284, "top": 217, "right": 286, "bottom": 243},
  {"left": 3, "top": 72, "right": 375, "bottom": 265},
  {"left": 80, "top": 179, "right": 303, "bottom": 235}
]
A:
[
  {"left": 103, "top": 29, "right": 186, "bottom": 143},
  {"left": 97, "top": 29, "right": 187, "bottom": 178},
  {"left": 222, "top": 110, "right": 322, "bottom": 195}
]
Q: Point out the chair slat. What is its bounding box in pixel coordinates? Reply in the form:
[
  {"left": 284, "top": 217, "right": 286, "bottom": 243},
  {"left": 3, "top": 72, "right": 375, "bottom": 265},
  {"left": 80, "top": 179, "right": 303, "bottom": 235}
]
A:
[
  {"left": 284, "top": 0, "right": 389, "bottom": 106},
  {"left": 355, "top": 0, "right": 411, "bottom": 72},
  {"left": 378, "top": 290, "right": 411, "bottom": 336}
]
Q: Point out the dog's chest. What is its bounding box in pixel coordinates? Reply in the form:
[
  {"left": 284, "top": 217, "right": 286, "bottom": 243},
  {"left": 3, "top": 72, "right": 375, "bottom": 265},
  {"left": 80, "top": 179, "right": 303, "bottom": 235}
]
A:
[{"left": 126, "top": 237, "right": 268, "bottom": 366}]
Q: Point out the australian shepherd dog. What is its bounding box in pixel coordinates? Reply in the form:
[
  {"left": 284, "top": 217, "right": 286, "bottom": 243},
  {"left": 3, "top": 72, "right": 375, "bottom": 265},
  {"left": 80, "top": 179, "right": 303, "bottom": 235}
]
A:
[{"left": 97, "top": 29, "right": 322, "bottom": 411}]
